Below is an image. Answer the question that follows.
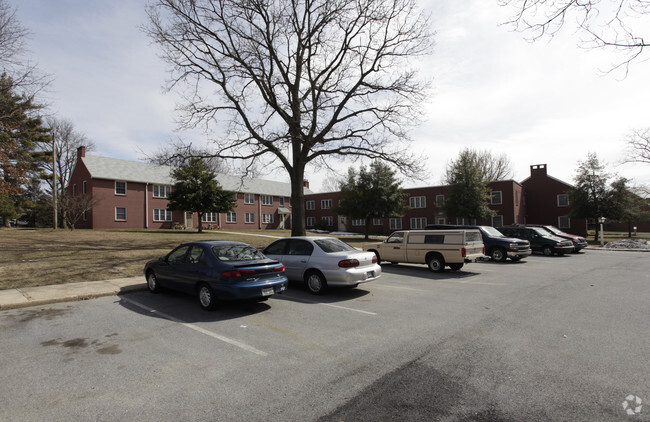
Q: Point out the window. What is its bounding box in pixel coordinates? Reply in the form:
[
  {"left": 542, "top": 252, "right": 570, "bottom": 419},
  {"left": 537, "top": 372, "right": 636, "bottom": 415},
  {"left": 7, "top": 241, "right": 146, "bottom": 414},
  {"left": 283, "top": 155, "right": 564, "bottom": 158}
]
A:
[
  {"left": 115, "top": 207, "right": 127, "bottom": 221},
  {"left": 389, "top": 218, "right": 402, "bottom": 230},
  {"left": 436, "top": 195, "right": 445, "bottom": 207},
  {"left": 72, "top": 184, "right": 77, "bottom": 196},
  {"left": 83, "top": 210, "right": 87, "bottom": 221},
  {"left": 492, "top": 215, "right": 503, "bottom": 227},
  {"left": 202, "top": 212, "right": 217, "bottom": 222},
  {"left": 187, "top": 246, "right": 206, "bottom": 265},
  {"left": 491, "top": 191, "right": 502, "bottom": 205},
  {"left": 306, "top": 200, "right": 315, "bottom": 210},
  {"left": 83, "top": 181, "right": 87, "bottom": 194},
  {"left": 373, "top": 218, "right": 383, "bottom": 226},
  {"left": 245, "top": 212, "right": 255, "bottom": 223},
  {"left": 386, "top": 232, "right": 404, "bottom": 243},
  {"left": 115, "top": 181, "right": 127, "bottom": 195},
  {"left": 244, "top": 193, "right": 255, "bottom": 204},
  {"left": 352, "top": 219, "right": 365, "bottom": 226},
  {"left": 409, "top": 196, "right": 426, "bottom": 208},
  {"left": 323, "top": 216, "right": 334, "bottom": 226},
  {"left": 226, "top": 212, "right": 236, "bottom": 223},
  {"left": 558, "top": 216, "right": 570, "bottom": 229},
  {"left": 437, "top": 217, "right": 446, "bottom": 224},
  {"left": 306, "top": 217, "right": 315, "bottom": 226},
  {"left": 515, "top": 191, "right": 519, "bottom": 206},
  {"left": 279, "top": 197, "right": 285, "bottom": 206},
  {"left": 263, "top": 213, "right": 274, "bottom": 223},
  {"left": 410, "top": 217, "right": 427, "bottom": 229},
  {"left": 557, "top": 194, "right": 569, "bottom": 207},
  {"left": 153, "top": 208, "right": 172, "bottom": 221},
  {"left": 424, "top": 235, "right": 444, "bottom": 244},
  {"left": 153, "top": 185, "right": 171, "bottom": 198},
  {"left": 261, "top": 195, "right": 273, "bottom": 205},
  {"left": 321, "top": 199, "right": 332, "bottom": 209}
]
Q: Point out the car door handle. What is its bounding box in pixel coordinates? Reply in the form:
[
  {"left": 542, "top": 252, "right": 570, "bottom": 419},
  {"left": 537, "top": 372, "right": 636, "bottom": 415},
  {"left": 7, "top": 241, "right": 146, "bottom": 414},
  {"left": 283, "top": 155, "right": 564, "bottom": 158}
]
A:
[
  {"left": 300, "top": 259, "right": 307, "bottom": 263},
  {"left": 393, "top": 247, "right": 401, "bottom": 249}
]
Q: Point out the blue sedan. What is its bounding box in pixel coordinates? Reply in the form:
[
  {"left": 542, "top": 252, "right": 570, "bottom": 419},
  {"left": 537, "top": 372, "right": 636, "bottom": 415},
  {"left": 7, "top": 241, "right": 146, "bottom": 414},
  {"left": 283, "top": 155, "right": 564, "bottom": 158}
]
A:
[{"left": 144, "top": 240, "right": 288, "bottom": 310}]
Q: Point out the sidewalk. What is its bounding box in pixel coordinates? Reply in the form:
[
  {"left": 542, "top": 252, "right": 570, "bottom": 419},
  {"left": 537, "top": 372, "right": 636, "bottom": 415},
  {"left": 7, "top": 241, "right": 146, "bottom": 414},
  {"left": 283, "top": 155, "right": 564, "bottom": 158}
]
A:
[{"left": 0, "top": 277, "right": 146, "bottom": 311}]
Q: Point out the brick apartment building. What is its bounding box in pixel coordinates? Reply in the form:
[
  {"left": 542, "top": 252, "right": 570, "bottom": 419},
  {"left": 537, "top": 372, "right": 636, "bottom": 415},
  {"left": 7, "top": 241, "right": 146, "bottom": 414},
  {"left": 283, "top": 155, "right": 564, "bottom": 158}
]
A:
[{"left": 69, "top": 147, "right": 312, "bottom": 230}]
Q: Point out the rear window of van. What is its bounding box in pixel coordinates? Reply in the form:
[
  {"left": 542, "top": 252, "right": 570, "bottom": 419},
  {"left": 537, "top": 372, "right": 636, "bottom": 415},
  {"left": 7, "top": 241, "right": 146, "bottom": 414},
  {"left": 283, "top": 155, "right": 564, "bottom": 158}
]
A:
[{"left": 466, "top": 231, "right": 482, "bottom": 242}]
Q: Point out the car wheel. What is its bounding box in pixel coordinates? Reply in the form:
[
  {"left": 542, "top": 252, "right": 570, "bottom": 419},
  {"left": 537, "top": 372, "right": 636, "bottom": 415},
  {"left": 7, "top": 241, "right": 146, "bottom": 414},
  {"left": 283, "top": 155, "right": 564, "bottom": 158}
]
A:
[
  {"left": 197, "top": 283, "right": 217, "bottom": 311},
  {"left": 491, "top": 247, "right": 507, "bottom": 262},
  {"left": 305, "top": 271, "right": 327, "bottom": 295},
  {"left": 542, "top": 246, "right": 553, "bottom": 256},
  {"left": 449, "top": 263, "right": 464, "bottom": 271},
  {"left": 146, "top": 271, "right": 161, "bottom": 293},
  {"left": 426, "top": 253, "right": 445, "bottom": 273}
]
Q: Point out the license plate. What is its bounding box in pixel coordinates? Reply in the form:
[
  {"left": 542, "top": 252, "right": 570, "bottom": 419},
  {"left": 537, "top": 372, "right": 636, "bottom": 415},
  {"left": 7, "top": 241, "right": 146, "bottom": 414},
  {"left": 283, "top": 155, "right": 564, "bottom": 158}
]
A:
[
  {"left": 262, "top": 287, "right": 274, "bottom": 296},
  {"left": 366, "top": 271, "right": 374, "bottom": 279}
]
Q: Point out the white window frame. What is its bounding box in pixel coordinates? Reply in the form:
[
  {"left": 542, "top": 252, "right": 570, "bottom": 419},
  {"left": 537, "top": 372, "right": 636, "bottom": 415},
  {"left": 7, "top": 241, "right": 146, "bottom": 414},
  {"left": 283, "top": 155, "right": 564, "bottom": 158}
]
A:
[
  {"left": 153, "top": 208, "right": 172, "bottom": 222},
  {"left": 324, "top": 216, "right": 334, "bottom": 226},
  {"left": 279, "top": 197, "right": 285, "bottom": 206},
  {"left": 244, "top": 193, "right": 255, "bottom": 204},
  {"left": 410, "top": 217, "right": 427, "bottom": 229},
  {"left": 115, "top": 207, "right": 127, "bottom": 221},
  {"left": 226, "top": 212, "right": 237, "bottom": 223},
  {"left": 492, "top": 215, "right": 503, "bottom": 227},
  {"left": 558, "top": 216, "right": 571, "bottom": 229},
  {"left": 409, "top": 196, "right": 426, "bottom": 209},
  {"left": 306, "top": 217, "right": 315, "bottom": 226},
  {"left": 373, "top": 218, "right": 383, "bottom": 226},
  {"left": 321, "top": 199, "right": 332, "bottom": 209},
  {"left": 262, "top": 213, "right": 274, "bottom": 223},
  {"left": 436, "top": 194, "right": 445, "bottom": 207},
  {"left": 261, "top": 195, "right": 273, "bottom": 206},
  {"left": 245, "top": 212, "right": 255, "bottom": 223},
  {"left": 153, "top": 184, "right": 172, "bottom": 198},
  {"left": 72, "top": 184, "right": 77, "bottom": 196},
  {"left": 201, "top": 212, "right": 218, "bottom": 223},
  {"left": 389, "top": 218, "right": 402, "bottom": 230},
  {"left": 557, "top": 194, "right": 569, "bottom": 207},
  {"left": 306, "top": 200, "right": 315, "bottom": 210},
  {"left": 82, "top": 180, "right": 87, "bottom": 194},
  {"left": 352, "top": 219, "right": 365, "bottom": 226},
  {"left": 115, "top": 181, "right": 127, "bottom": 196},
  {"left": 491, "top": 191, "right": 502, "bottom": 205}
]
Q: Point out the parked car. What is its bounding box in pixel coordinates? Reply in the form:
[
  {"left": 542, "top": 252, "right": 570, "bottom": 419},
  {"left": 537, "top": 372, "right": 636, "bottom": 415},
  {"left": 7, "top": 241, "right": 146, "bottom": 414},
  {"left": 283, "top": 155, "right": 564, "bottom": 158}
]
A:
[
  {"left": 525, "top": 225, "right": 588, "bottom": 253},
  {"left": 363, "top": 229, "right": 486, "bottom": 272},
  {"left": 144, "top": 240, "right": 288, "bottom": 310},
  {"left": 262, "top": 236, "right": 381, "bottom": 295},
  {"left": 425, "top": 224, "right": 531, "bottom": 262},
  {"left": 499, "top": 226, "right": 574, "bottom": 256}
]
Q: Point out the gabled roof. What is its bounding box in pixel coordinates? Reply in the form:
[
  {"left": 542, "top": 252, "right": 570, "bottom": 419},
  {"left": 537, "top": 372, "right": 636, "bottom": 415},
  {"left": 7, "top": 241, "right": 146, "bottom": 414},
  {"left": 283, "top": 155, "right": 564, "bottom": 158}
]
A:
[{"left": 81, "top": 155, "right": 312, "bottom": 197}]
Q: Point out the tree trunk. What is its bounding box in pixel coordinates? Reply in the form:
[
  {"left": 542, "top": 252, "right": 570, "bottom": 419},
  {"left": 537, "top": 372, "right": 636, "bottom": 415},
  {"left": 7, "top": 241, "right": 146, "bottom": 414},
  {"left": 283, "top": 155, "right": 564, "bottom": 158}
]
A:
[
  {"left": 290, "top": 166, "right": 306, "bottom": 237},
  {"left": 197, "top": 212, "right": 204, "bottom": 233}
]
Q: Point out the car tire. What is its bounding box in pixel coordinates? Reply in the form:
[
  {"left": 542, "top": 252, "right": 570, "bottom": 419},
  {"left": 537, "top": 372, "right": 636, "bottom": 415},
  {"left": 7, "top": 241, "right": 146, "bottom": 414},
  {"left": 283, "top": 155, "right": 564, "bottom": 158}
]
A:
[
  {"left": 449, "top": 263, "right": 464, "bottom": 271},
  {"left": 426, "top": 253, "right": 445, "bottom": 273},
  {"left": 197, "top": 283, "right": 217, "bottom": 311},
  {"left": 491, "top": 247, "right": 507, "bottom": 262},
  {"left": 146, "top": 271, "right": 161, "bottom": 293},
  {"left": 305, "top": 271, "right": 327, "bottom": 295},
  {"left": 542, "top": 246, "right": 553, "bottom": 256}
]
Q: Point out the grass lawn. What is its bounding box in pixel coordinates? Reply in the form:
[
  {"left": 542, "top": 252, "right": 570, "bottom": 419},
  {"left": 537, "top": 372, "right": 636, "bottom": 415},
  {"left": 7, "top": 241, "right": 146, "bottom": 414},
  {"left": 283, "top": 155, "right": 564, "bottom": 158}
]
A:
[{"left": 0, "top": 228, "right": 377, "bottom": 289}]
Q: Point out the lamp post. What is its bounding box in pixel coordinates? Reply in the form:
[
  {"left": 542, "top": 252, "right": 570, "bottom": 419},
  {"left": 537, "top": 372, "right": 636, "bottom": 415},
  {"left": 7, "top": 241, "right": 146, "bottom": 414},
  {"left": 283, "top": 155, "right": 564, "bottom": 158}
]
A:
[
  {"left": 598, "top": 217, "right": 606, "bottom": 247},
  {"left": 52, "top": 128, "right": 57, "bottom": 230}
]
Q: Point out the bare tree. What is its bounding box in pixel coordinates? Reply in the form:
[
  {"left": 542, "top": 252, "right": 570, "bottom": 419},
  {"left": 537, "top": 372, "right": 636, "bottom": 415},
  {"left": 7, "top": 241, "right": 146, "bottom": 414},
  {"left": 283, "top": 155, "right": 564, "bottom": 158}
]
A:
[
  {"left": 145, "top": 0, "right": 433, "bottom": 235},
  {"left": 499, "top": 0, "right": 650, "bottom": 73},
  {"left": 624, "top": 128, "right": 650, "bottom": 165},
  {"left": 478, "top": 150, "right": 514, "bottom": 182},
  {"left": 58, "top": 191, "right": 97, "bottom": 230}
]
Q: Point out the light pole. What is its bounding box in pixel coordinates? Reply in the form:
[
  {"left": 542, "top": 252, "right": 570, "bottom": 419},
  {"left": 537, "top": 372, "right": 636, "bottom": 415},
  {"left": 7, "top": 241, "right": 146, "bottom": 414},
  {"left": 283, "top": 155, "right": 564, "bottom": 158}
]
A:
[
  {"left": 52, "top": 128, "right": 57, "bottom": 230},
  {"left": 599, "top": 217, "right": 606, "bottom": 247}
]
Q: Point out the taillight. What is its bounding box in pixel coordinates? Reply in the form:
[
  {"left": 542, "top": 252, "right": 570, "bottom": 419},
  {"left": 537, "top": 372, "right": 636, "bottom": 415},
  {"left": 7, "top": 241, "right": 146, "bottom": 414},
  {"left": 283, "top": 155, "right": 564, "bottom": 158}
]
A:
[
  {"left": 338, "top": 259, "right": 359, "bottom": 268},
  {"left": 222, "top": 269, "right": 256, "bottom": 277},
  {"left": 462, "top": 248, "right": 466, "bottom": 258},
  {"left": 483, "top": 246, "right": 486, "bottom": 255},
  {"left": 372, "top": 255, "right": 378, "bottom": 264},
  {"left": 273, "top": 265, "right": 285, "bottom": 272}
]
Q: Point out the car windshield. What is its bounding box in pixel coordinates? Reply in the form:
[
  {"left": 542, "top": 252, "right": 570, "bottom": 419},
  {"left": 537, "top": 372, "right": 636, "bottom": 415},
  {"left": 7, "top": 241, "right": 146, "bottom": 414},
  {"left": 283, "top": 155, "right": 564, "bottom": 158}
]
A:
[
  {"left": 532, "top": 227, "right": 550, "bottom": 236},
  {"left": 313, "top": 238, "right": 356, "bottom": 253},
  {"left": 211, "top": 245, "right": 266, "bottom": 261},
  {"left": 480, "top": 226, "right": 504, "bottom": 237},
  {"left": 546, "top": 226, "right": 564, "bottom": 235}
]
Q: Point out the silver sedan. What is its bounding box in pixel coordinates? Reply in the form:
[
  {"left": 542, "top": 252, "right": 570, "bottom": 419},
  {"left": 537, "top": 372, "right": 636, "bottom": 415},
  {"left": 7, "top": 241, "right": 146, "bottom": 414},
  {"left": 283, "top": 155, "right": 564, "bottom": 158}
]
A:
[{"left": 262, "top": 236, "right": 381, "bottom": 294}]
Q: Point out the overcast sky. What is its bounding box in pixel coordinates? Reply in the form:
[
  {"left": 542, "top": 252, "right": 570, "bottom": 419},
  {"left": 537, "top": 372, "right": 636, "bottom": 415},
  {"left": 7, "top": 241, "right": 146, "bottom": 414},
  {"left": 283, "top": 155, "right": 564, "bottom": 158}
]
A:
[{"left": 12, "top": 0, "right": 650, "bottom": 192}]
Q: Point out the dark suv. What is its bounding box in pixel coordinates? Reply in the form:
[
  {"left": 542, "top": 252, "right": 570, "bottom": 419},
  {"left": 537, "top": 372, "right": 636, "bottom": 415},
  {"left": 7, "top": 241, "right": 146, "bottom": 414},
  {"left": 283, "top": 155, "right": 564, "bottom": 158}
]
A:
[
  {"left": 424, "top": 224, "right": 531, "bottom": 262},
  {"left": 499, "top": 226, "right": 574, "bottom": 256},
  {"left": 525, "top": 225, "right": 588, "bottom": 253}
]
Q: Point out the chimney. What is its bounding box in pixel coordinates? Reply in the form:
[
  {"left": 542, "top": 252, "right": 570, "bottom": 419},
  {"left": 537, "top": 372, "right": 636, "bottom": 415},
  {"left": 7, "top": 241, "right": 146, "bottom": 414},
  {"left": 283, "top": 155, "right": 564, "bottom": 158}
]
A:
[
  {"left": 77, "top": 146, "right": 86, "bottom": 158},
  {"left": 530, "top": 164, "right": 547, "bottom": 178},
  {"left": 303, "top": 180, "right": 310, "bottom": 189}
]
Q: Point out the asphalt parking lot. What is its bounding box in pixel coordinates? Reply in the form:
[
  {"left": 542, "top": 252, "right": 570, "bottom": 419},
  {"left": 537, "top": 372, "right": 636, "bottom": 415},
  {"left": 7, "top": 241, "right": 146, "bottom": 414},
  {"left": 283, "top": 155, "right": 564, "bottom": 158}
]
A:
[{"left": 1, "top": 250, "right": 648, "bottom": 421}]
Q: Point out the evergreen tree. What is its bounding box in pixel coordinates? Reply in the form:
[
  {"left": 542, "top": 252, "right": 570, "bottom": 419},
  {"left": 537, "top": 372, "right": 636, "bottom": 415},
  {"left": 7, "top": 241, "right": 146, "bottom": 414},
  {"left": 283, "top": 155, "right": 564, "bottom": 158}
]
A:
[
  {"left": 336, "top": 162, "right": 405, "bottom": 239},
  {"left": 443, "top": 149, "right": 494, "bottom": 223},
  {"left": 167, "top": 158, "right": 236, "bottom": 233},
  {"left": 0, "top": 73, "right": 49, "bottom": 226},
  {"left": 569, "top": 153, "right": 610, "bottom": 241}
]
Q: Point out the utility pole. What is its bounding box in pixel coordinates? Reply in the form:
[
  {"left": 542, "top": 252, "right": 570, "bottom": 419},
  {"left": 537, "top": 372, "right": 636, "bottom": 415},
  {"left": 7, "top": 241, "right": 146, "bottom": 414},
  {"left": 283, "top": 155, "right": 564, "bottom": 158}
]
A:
[{"left": 52, "top": 128, "right": 58, "bottom": 230}]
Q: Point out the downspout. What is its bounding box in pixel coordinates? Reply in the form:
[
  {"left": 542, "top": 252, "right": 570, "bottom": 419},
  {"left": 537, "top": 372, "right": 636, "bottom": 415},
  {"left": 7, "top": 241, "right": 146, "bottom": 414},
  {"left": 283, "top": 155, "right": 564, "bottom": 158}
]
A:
[
  {"left": 145, "top": 183, "right": 149, "bottom": 228},
  {"left": 258, "top": 194, "right": 262, "bottom": 230}
]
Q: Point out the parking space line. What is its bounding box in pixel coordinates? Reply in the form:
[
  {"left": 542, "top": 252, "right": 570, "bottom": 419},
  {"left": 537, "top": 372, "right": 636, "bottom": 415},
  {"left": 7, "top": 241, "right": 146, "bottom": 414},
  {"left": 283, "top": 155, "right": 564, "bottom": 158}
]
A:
[
  {"left": 282, "top": 295, "right": 377, "bottom": 315},
  {"left": 121, "top": 297, "right": 268, "bottom": 356}
]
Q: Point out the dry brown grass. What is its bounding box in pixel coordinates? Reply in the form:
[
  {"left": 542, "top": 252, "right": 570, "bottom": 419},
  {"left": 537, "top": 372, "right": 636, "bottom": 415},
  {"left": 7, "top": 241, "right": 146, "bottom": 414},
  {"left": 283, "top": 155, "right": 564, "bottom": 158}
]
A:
[{"left": 0, "top": 228, "right": 294, "bottom": 289}]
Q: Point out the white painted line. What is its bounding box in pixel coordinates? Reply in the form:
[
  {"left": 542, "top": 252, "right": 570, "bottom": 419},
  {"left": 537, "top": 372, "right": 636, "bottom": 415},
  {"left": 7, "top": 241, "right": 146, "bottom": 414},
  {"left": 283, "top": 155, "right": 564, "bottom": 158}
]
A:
[
  {"left": 283, "top": 295, "right": 377, "bottom": 315},
  {"left": 121, "top": 297, "right": 267, "bottom": 356}
]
